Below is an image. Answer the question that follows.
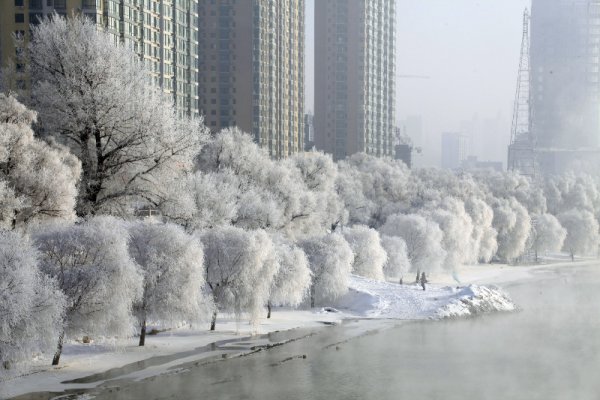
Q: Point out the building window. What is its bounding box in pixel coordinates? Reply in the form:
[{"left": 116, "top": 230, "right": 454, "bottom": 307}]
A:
[
  {"left": 15, "top": 14, "right": 25, "bottom": 23},
  {"left": 30, "top": 13, "right": 44, "bottom": 25},
  {"left": 14, "top": 0, "right": 24, "bottom": 6}
]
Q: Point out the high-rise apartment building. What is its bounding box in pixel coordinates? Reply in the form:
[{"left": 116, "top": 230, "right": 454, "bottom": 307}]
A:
[
  {"left": 304, "top": 113, "right": 314, "bottom": 151},
  {"left": 441, "top": 132, "right": 468, "bottom": 170},
  {"left": 0, "top": 0, "right": 199, "bottom": 117},
  {"left": 197, "top": 0, "right": 304, "bottom": 158},
  {"left": 314, "top": 0, "right": 396, "bottom": 161},
  {"left": 531, "top": 0, "right": 600, "bottom": 173}
]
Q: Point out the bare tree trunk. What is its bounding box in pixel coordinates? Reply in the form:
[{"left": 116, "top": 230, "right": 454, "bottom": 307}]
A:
[
  {"left": 139, "top": 319, "right": 146, "bottom": 347},
  {"left": 267, "top": 301, "right": 272, "bottom": 319},
  {"left": 535, "top": 249, "right": 538, "bottom": 263},
  {"left": 570, "top": 249, "right": 575, "bottom": 262},
  {"left": 52, "top": 331, "right": 65, "bottom": 366},
  {"left": 210, "top": 310, "right": 217, "bottom": 331},
  {"left": 310, "top": 286, "right": 315, "bottom": 308},
  {"left": 11, "top": 210, "right": 16, "bottom": 230},
  {"left": 76, "top": 132, "right": 92, "bottom": 217},
  {"left": 399, "top": 277, "right": 403, "bottom": 285},
  {"left": 415, "top": 270, "right": 421, "bottom": 283}
]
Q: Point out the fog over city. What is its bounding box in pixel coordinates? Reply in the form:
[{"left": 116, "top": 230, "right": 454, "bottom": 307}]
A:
[
  {"left": 306, "top": 0, "right": 530, "bottom": 167},
  {"left": 2, "top": 1, "right": 600, "bottom": 399}
]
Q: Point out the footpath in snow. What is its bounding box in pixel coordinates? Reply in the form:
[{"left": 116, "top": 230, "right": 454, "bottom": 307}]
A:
[{"left": 2, "top": 268, "right": 520, "bottom": 399}]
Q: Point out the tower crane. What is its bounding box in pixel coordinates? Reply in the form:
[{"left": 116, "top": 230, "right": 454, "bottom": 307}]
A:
[{"left": 507, "top": 8, "right": 536, "bottom": 178}]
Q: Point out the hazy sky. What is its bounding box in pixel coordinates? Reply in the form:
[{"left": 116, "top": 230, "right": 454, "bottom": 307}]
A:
[{"left": 305, "top": 0, "right": 531, "bottom": 166}]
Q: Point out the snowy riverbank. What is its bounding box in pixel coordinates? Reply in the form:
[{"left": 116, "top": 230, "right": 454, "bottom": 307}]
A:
[
  {"left": 334, "top": 275, "right": 515, "bottom": 319},
  {"left": 5, "top": 261, "right": 594, "bottom": 399}
]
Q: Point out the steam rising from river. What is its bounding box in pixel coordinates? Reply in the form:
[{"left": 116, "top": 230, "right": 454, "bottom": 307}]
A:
[{"left": 85, "top": 264, "right": 600, "bottom": 400}]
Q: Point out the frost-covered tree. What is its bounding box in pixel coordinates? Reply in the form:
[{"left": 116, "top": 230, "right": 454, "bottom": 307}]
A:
[
  {"left": 164, "top": 133, "right": 344, "bottom": 239},
  {"left": 558, "top": 209, "right": 600, "bottom": 259},
  {"left": 465, "top": 197, "right": 498, "bottom": 263},
  {"left": 342, "top": 225, "right": 387, "bottom": 281},
  {"left": 530, "top": 213, "right": 567, "bottom": 261},
  {"left": 562, "top": 176, "right": 599, "bottom": 215},
  {"left": 380, "top": 214, "right": 446, "bottom": 276},
  {"left": 336, "top": 154, "right": 409, "bottom": 227},
  {"left": 545, "top": 173, "right": 600, "bottom": 222},
  {"left": 479, "top": 226, "right": 500, "bottom": 264},
  {"left": 407, "top": 168, "right": 467, "bottom": 208},
  {"left": 267, "top": 236, "right": 312, "bottom": 318},
  {"left": 336, "top": 161, "right": 375, "bottom": 227},
  {"left": 28, "top": 16, "right": 207, "bottom": 216},
  {"left": 191, "top": 128, "right": 314, "bottom": 237},
  {"left": 160, "top": 170, "right": 240, "bottom": 232},
  {"left": 380, "top": 235, "right": 411, "bottom": 283},
  {"left": 195, "top": 127, "right": 271, "bottom": 177},
  {"left": 33, "top": 216, "right": 143, "bottom": 365},
  {"left": 287, "top": 151, "right": 347, "bottom": 233},
  {"left": 422, "top": 197, "right": 474, "bottom": 272},
  {"left": 0, "top": 231, "right": 65, "bottom": 373},
  {"left": 491, "top": 197, "right": 532, "bottom": 262},
  {"left": 473, "top": 170, "right": 547, "bottom": 215},
  {"left": 0, "top": 93, "right": 80, "bottom": 229},
  {"left": 128, "top": 222, "right": 211, "bottom": 346},
  {"left": 299, "top": 233, "right": 354, "bottom": 307},
  {"left": 200, "top": 226, "right": 278, "bottom": 330}
]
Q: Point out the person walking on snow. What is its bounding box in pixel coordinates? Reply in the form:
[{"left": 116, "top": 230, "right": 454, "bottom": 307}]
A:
[{"left": 420, "top": 272, "right": 428, "bottom": 291}]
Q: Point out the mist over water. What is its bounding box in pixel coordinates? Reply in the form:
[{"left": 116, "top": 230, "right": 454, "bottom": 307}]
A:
[{"left": 86, "top": 264, "right": 600, "bottom": 400}]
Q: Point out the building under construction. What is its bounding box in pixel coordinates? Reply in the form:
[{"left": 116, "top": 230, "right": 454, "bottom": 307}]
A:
[{"left": 510, "top": 0, "right": 600, "bottom": 176}]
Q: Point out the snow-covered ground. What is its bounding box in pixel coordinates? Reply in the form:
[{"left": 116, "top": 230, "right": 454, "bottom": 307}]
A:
[
  {"left": 3, "top": 260, "right": 594, "bottom": 399},
  {"left": 333, "top": 275, "right": 514, "bottom": 319}
]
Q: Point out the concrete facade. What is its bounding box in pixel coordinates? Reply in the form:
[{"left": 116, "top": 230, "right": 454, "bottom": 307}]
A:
[
  {"left": 314, "top": 0, "right": 396, "bottom": 161},
  {"left": 0, "top": 0, "right": 199, "bottom": 118},
  {"left": 197, "top": 0, "right": 305, "bottom": 158}
]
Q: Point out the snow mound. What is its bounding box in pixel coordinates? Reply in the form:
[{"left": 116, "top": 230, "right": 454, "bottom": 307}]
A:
[
  {"left": 436, "top": 285, "right": 516, "bottom": 318},
  {"left": 331, "top": 275, "right": 515, "bottom": 320}
]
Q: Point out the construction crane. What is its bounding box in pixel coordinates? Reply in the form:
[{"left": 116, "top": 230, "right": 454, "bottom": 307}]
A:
[{"left": 507, "top": 8, "right": 536, "bottom": 178}]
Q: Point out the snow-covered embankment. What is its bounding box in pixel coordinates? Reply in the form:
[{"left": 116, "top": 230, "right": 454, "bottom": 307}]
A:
[{"left": 331, "top": 275, "right": 516, "bottom": 320}]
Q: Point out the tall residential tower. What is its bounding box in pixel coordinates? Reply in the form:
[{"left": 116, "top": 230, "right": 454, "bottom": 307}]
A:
[
  {"left": 314, "top": 0, "right": 396, "bottom": 161},
  {"left": 530, "top": 0, "right": 600, "bottom": 173},
  {"left": 197, "top": 0, "right": 305, "bottom": 158},
  {"left": 0, "top": 0, "right": 199, "bottom": 117}
]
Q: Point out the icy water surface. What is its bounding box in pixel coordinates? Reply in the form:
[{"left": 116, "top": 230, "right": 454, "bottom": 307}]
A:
[{"left": 22, "top": 264, "right": 600, "bottom": 400}]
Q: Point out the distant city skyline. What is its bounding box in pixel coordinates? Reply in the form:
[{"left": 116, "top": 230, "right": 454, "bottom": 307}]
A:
[
  {"left": 307, "top": 0, "right": 530, "bottom": 166},
  {"left": 2, "top": 0, "right": 532, "bottom": 165}
]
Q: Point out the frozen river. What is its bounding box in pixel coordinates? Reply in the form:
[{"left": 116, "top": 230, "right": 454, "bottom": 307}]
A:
[{"left": 24, "top": 263, "right": 600, "bottom": 400}]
